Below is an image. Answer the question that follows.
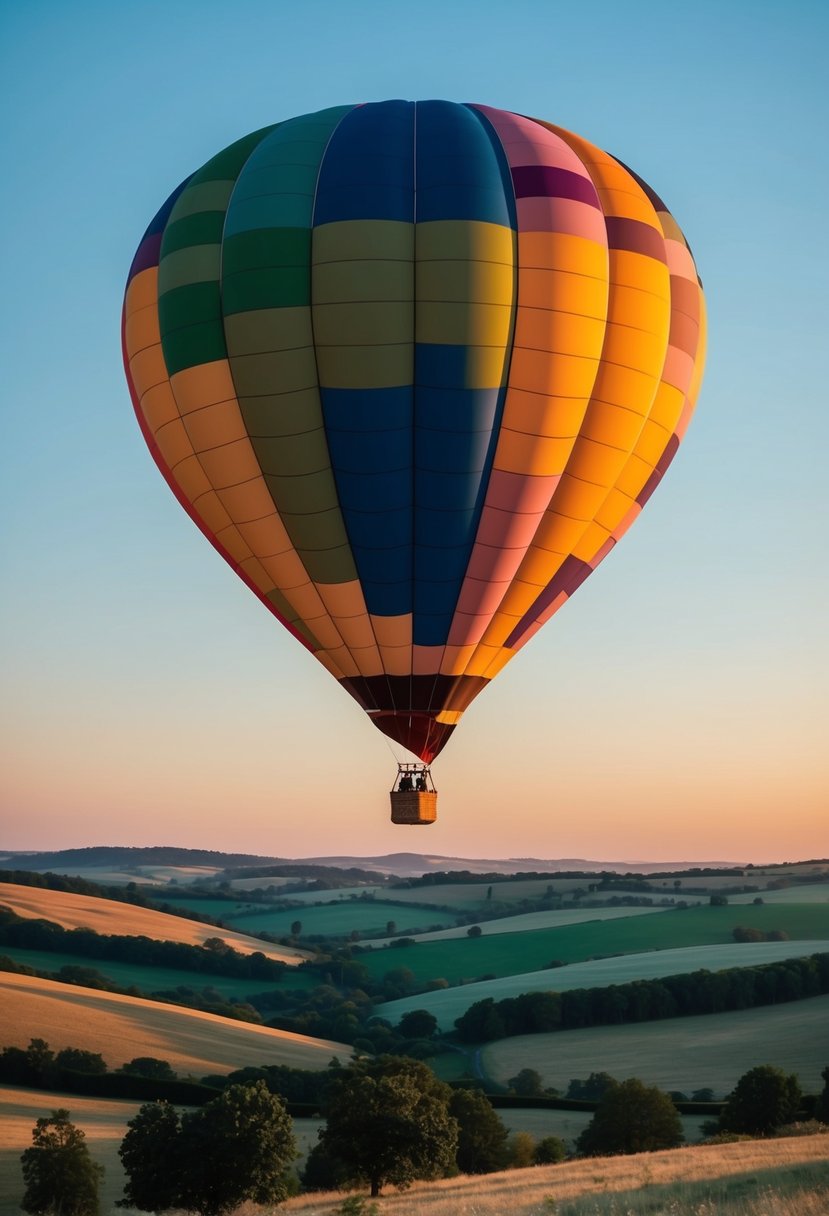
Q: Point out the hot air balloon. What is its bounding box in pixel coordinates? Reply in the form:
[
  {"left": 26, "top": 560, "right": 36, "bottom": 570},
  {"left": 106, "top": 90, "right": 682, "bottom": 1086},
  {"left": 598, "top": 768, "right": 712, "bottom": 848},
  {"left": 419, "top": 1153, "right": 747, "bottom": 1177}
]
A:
[{"left": 123, "top": 101, "right": 705, "bottom": 824}]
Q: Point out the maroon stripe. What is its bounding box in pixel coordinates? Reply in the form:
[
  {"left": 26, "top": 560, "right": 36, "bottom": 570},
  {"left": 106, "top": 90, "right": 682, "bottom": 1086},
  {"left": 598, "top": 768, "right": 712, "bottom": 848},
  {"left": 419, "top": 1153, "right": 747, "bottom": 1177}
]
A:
[
  {"left": 504, "top": 556, "right": 592, "bottom": 649},
  {"left": 511, "top": 164, "right": 601, "bottom": 209},
  {"left": 341, "top": 673, "right": 488, "bottom": 715},
  {"left": 636, "top": 435, "right": 680, "bottom": 507},
  {"left": 128, "top": 232, "right": 163, "bottom": 281},
  {"left": 606, "top": 216, "right": 667, "bottom": 263}
]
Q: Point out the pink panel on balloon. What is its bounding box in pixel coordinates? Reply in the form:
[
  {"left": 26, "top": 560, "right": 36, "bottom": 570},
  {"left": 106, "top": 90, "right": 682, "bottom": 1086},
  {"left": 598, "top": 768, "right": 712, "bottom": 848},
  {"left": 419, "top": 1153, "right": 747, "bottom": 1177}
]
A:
[
  {"left": 472, "top": 105, "right": 590, "bottom": 176},
  {"left": 486, "top": 468, "right": 561, "bottom": 513},
  {"left": 516, "top": 196, "right": 606, "bottom": 242}
]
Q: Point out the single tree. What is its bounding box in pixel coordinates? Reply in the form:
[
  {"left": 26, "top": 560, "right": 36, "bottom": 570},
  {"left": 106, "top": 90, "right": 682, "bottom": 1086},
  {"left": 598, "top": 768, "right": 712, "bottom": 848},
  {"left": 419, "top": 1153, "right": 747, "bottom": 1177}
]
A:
[
  {"left": 397, "top": 1009, "right": 438, "bottom": 1039},
  {"left": 119, "top": 1057, "right": 176, "bottom": 1080},
  {"left": 534, "top": 1135, "right": 566, "bottom": 1164},
  {"left": 505, "top": 1130, "right": 536, "bottom": 1168},
  {"left": 448, "top": 1087, "right": 508, "bottom": 1174},
  {"left": 21, "top": 1109, "right": 103, "bottom": 1216},
  {"left": 566, "top": 1072, "right": 617, "bottom": 1101},
  {"left": 385, "top": 920, "right": 397, "bottom": 936},
  {"left": 55, "top": 1049, "right": 107, "bottom": 1076},
  {"left": 466, "top": 925, "right": 483, "bottom": 938},
  {"left": 719, "top": 1065, "right": 802, "bottom": 1135},
  {"left": 291, "top": 920, "right": 302, "bottom": 937},
  {"left": 177, "top": 1081, "right": 297, "bottom": 1215},
  {"left": 118, "top": 1100, "right": 182, "bottom": 1212},
  {"left": 508, "top": 1067, "right": 544, "bottom": 1097},
  {"left": 577, "top": 1078, "right": 683, "bottom": 1155},
  {"left": 318, "top": 1057, "right": 458, "bottom": 1196}
]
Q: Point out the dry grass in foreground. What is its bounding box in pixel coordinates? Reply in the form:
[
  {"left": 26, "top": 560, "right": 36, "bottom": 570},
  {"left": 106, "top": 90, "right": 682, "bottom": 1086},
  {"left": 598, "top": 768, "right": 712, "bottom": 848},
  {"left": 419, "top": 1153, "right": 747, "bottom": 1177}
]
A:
[
  {"left": 0, "top": 881, "right": 308, "bottom": 964},
  {"left": 283, "top": 1136, "right": 829, "bottom": 1216},
  {"left": 0, "top": 972, "right": 349, "bottom": 1074}
]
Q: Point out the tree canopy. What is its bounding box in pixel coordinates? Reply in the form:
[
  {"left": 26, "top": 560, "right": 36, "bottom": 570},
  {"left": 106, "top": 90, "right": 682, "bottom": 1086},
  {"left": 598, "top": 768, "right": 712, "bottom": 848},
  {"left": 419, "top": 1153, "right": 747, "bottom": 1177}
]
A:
[
  {"left": 118, "top": 1081, "right": 296, "bottom": 1215},
  {"left": 317, "top": 1057, "right": 458, "bottom": 1197},
  {"left": 577, "top": 1078, "right": 683, "bottom": 1156},
  {"left": 719, "top": 1065, "right": 802, "bottom": 1135},
  {"left": 21, "top": 1109, "right": 103, "bottom": 1216},
  {"left": 448, "top": 1087, "right": 508, "bottom": 1174}
]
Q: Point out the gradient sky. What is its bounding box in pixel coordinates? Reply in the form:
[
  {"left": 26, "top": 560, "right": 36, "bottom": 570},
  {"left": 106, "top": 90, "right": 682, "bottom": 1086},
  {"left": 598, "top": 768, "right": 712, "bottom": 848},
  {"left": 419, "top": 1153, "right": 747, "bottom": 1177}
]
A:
[{"left": 2, "top": 0, "right": 826, "bottom": 864}]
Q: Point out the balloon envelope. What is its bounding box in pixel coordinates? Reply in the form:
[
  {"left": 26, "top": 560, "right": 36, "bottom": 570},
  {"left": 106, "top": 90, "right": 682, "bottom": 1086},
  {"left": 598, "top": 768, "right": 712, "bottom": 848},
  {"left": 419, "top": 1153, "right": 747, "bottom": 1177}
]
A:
[{"left": 123, "top": 101, "right": 705, "bottom": 763}]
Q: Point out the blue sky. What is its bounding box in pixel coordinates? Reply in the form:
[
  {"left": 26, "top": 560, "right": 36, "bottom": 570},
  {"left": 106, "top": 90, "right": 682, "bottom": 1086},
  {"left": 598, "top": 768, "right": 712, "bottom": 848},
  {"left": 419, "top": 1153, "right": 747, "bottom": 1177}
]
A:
[{"left": 2, "top": 0, "right": 826, "bottom": 862}]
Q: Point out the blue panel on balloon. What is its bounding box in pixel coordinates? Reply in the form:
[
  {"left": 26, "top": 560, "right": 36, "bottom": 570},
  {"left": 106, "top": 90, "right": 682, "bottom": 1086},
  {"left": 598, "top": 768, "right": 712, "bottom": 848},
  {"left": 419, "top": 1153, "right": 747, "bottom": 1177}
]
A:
[
  {"left": 314, "top": 101, "right": 415, "bottom": 225},
  {"left": 415, "top": 101, "right": 513, "bottom": 226}
]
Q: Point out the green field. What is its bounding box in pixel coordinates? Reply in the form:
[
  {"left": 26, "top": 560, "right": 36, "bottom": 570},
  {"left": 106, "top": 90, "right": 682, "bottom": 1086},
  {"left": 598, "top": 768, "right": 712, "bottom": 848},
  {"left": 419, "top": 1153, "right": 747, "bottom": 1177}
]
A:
[
  {"left": 0, "top": 946, "right": 314, "bottom": 1001},
  {"left": 359, "top": 903, "right": 829, "bottom": 985},
  {"left": 156, "top": 893, "right": 457, "bottom": 937},
  {"left": 369, "top": 904, "right": 684, "bottom": 945},
  {"left": 378, "top": 939, "right": 829, "bottom": 1030},
  {"left": 482, "top": 993, "right": 829, "bottom": 1098}
]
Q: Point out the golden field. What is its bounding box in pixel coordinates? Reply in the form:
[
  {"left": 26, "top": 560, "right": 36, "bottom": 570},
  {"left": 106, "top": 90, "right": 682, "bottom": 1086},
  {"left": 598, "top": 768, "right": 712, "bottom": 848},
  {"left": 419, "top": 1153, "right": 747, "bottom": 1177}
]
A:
[
  {"left": 284, "top": 1137, "right": 829, "bottom": 1216},
  {"left": 0, "top": 972, "right": 348, "bottom": 1075},
  {"left": 0, "top": 881, "right": 308, "bottom": 964}
]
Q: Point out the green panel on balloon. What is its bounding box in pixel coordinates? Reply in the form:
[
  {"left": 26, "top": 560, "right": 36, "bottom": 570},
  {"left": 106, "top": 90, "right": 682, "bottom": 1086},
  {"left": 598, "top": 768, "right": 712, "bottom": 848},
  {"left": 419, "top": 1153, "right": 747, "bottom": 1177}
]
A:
[
  {"left": 223, "top": 228, "right": 311, "bottom": 273},
  {"left": 158, "top": 283, "right": 222, "bottom": 333},
  {"left": 187, "top": 127, "right": 278, "bottom": 184},
  {"left": 161, "top": 322, "right": 227, "bottom": 378},
  {"left": 161, "top": 211, "right": 226, "bottom": 256},
  {"left": 221, "top": 266, "right": 311, "bottom": 313}
]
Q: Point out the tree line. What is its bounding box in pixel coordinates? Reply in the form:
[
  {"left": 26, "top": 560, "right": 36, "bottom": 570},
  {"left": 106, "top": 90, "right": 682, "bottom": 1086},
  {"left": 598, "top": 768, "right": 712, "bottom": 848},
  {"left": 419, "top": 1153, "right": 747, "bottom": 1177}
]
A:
[
  {"left": 0, "top": 906, "right": 288, "bottom": 981},
  {"left": 19, "top": 1057, "right": 829, "bottom": 1215},
  {"left": 453, "top": 952, "right": 829, "bottom": 1042}
]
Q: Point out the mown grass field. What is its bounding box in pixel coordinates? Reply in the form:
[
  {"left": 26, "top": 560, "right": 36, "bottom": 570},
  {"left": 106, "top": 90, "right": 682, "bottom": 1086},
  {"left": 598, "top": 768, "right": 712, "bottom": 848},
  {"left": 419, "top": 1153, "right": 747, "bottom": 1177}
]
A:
[
  {"left": 0, "top": 945, "right": 315, "bottom": 999},
  {"left": 729, "top": 882, "right": 829, "bottom": 904},
  {"left": 0, "top": 972, "right": 349, "bottom": 1074},
  {"left": 361, "top": 903, "right": 829, "bottom": 985},
  {"left": 482, "top": 992, "right": 829, "bottom": 1097},
  {"left": 368, "top": 904, "right": 678, "bottom": 945},
  {"left": 378, "top": 939, "right": 829, "bottom": 1029},
  {"left": 0, "top": 882, "right": 307, "bottom": 963}
]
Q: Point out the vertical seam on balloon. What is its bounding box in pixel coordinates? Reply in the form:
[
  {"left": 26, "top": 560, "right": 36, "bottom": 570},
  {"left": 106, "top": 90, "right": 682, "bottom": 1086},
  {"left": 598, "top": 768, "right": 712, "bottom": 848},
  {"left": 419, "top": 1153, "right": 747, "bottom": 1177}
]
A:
[
  {"left": 450, "top": 114, "right": 611, "bottom": 680},
  {"left": 124, "top": 174, "right": 321, "bottom": 657},
  {"left": 162, "top": 133, "right": 332, "bottom": 646},
  {"left": 426, "top": 103, "right": 521, "bottom": 712},
  {"left": 216, "top": 113, "right": 366, "bottom": 686},
  {"left": 308, "top": 105, "right": 388, "bottom": 713},
  {"left": 490, "top": 125, "right": 671, "bottom": 660}
]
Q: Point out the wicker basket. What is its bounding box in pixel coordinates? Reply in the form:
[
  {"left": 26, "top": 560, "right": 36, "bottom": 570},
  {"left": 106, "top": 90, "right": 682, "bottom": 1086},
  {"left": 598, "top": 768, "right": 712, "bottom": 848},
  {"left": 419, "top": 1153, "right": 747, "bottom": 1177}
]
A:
[{"left": 390, "top": 790, "right": 438, "bottom": 825}]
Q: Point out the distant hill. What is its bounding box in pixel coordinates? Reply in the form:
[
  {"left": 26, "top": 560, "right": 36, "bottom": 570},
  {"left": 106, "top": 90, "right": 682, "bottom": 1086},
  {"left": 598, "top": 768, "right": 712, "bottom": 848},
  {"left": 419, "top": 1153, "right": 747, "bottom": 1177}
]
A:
[
  {"left": 0, "top": 846, "right": 750, "bottom": 879},
  {"left": 0, "top": 846, "right": 288, "bottom": 870}
]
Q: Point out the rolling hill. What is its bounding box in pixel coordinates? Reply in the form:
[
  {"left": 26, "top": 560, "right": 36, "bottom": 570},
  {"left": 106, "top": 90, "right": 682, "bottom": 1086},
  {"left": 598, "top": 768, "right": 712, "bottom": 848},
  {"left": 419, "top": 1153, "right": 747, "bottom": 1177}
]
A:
[
  {"left": 378, "top": 939, "right": 829, "bottom": 1029},
  {"left": 0, "top": 972, "right": 349, "bottom": 1075},
  {"left": 0, "top": 882, "right": 308, "bottom": 964}
]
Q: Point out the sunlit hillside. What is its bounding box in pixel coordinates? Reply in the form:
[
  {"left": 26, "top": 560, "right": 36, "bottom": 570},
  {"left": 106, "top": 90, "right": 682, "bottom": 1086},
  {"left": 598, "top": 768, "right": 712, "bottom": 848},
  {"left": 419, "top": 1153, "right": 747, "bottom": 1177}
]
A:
[
  {"left": 0, "top": 881, "right": 308, "bottom": 964},
  {"left": 0, "top": 972, "right": 349, "bottom": 1075},
  {"left": 282, "top": 1137, "right": 829, "bottom": 1216}
]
